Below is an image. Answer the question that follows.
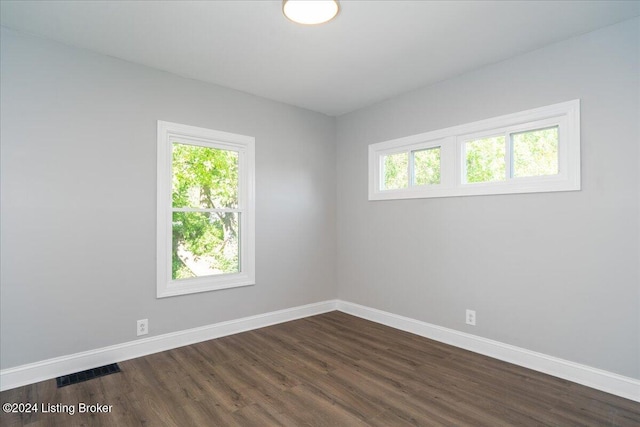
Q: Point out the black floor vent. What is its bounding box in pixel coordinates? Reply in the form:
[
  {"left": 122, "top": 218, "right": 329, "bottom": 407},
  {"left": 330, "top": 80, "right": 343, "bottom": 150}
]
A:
[{"left": 56, "top": 363, "right": 121, "bottom": 387}]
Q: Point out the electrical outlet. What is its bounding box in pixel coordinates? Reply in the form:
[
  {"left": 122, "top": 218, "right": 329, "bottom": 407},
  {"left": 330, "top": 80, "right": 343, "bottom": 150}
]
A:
[
  {"left": 465, "top": 309, "right": 476, "bottom": 326},
  {"left": 137, "top": 319, "right": 148, "bottom": 336}
]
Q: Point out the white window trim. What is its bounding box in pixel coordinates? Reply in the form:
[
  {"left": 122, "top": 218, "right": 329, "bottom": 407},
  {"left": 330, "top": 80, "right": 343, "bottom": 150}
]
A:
[
  {"left": 157, "top": 120, "right": 255, "bottom": 298},
  {"left": 369, "top": 99, "right": 580, "bottom": 200}
]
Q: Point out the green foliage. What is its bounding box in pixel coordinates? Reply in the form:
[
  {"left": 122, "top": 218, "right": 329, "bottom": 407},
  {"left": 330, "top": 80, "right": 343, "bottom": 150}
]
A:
[
  {"left": 513, "top": 127, "right": 558, "bottom": 177},
  {"left": 382, "top": 127, "right": 558, "bottom": 191},
  {"left": 171, "top": 143, "right": 239, "bottom": 280},
  {"left": 383, "top": 148, "right": 441, "bottom": 189},
  {"left": 465, "top": 136, "right": 506, "bottom": 183},
  {"left": 465, "top": 128, "right": 558, "bottom": 183},
  {"left": 413, "top": 148, "right": 441, "bottom": 186},
  {"left": 383, "top": 152, "right": 408, "bottom": 190},
  {"left": 172, "top": 143, "right": 238, "bottom": 209}
]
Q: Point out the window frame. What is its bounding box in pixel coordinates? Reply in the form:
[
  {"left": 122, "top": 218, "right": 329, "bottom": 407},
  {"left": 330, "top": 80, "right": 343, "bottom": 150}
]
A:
[
  {"left": 368, "top": 99, "right": 580, "bottom": 200},
  {"left": 157, "top": 120, "right": 255, "bottom": 298}
]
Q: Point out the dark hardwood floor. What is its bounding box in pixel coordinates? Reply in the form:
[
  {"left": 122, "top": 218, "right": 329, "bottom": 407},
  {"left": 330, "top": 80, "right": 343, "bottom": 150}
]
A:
[{"left": 2, "top": 311, "right": 639, "bottom": 426}]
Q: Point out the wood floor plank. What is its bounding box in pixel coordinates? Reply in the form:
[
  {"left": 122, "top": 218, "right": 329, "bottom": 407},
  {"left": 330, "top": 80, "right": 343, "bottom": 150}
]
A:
[
  {"left": 368, "top": 408, "right": 447, "bottom": 427},
  {"left": 2, "top": 311, "right": 639, "bottom": 426},
  {"left": 231, "top": 403, "right": 291, "bottom": 427},
  {"left": 265, "top": 384, "right": 371, "bottom": 427}
]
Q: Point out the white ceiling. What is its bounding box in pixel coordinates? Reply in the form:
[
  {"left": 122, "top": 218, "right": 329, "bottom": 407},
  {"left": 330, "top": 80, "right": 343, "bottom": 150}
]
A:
[{"left": 2, "top": 1, "right": 639, "bottom": 116}]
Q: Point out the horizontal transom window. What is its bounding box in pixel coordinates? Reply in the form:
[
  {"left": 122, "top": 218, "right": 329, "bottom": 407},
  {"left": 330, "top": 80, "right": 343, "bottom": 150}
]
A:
[{"left": 368, "top": 100, "right": 580, "bottom": 200}]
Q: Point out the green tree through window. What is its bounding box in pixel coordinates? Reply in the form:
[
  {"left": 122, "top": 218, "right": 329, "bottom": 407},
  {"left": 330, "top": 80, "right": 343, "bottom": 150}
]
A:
[
  {"left": 465, "top": 136, "right": 506, "bottom": 183},
  {"left": 413, "top": 148, "right": 441, "bottom": 185},
  {"left": 171, "top": 143, "right": 239, "bottom": 280},
  {"left": 383, "top": 152, "right": 408, "bottom": 190},
  {"left": 512, "top": 127, "right": 559, "bottom": 177}
]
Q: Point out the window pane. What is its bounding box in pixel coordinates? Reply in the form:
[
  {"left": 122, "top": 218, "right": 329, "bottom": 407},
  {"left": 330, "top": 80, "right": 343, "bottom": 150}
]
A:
[
  {"left": 382, "top": 152, "right": 408, "bottom": 190},
  {"left": 172, "top": 212, "right": 239, "bottom": 280},
  {"left": 465, "top": 136, "right": 506, "bottom": 183},
  {"left": 413, "top": 147, "right": 441, "bottom": 185},
  {"left": 172, "top": 143, "right": 238, "bottom": 209},
  {"left": 512, "top": 127, "right": 559, "bottom": 177}
]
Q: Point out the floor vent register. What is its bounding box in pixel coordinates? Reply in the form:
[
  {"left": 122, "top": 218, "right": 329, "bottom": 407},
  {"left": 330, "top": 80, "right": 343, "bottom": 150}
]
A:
[{"left": 56, "top": 363, "right": 121, "bottom": 387}]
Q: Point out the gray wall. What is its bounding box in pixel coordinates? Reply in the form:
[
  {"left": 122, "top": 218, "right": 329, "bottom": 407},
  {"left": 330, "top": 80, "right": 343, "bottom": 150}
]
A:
[
  {"left": 336, "top": 18, "right": 640, "bottom": 379},
  {"left": 0, "top": 28, "right": 337, "bottom": 369}
]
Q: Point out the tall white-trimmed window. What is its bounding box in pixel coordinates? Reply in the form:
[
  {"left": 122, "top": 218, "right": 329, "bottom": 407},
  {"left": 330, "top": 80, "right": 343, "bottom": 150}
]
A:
[
  {"left": 157, "top": 121, "right": 255, "bottom": 298},
  {"left": 369, "top": 100, "right": 580, "bottom": 200}
]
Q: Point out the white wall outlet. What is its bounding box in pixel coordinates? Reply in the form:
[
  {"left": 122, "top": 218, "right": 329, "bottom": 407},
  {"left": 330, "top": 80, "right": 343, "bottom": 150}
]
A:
[
  {"left": 137, "top": 319, "right": 148, "bottom": 336},
  {"left": 465, "top": 309, "right": 476, "bottom": 326}
]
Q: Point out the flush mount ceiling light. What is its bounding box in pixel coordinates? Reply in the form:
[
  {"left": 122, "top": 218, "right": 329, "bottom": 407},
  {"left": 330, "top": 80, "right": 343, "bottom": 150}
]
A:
[{"left": 283, "top": 0, "right": 340, "bottom": 25}]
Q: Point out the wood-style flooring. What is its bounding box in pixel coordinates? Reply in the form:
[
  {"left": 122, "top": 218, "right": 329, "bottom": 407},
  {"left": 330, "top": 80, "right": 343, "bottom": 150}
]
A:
[{"left": 1, "top": 311, "right": 639, "bottom": 426}]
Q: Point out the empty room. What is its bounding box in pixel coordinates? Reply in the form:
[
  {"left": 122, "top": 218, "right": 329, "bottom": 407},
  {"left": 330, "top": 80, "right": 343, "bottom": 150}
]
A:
[{"left": 1, "top": 1, "right": 639, "bottom": 425}]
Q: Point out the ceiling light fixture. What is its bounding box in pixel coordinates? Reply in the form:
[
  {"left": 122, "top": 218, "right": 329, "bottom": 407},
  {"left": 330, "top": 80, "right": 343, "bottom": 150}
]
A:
[{"left": 283, "top": 0, "right": 340, "bottom": 25}]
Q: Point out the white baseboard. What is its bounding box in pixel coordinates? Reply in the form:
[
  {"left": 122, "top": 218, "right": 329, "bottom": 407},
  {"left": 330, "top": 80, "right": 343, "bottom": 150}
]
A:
[
  {"left": 336, "top": 300, "right": 640, "bottom": 403},
  {"left": 2, "top": 299, "right": 638, "bottom": 403},
  {"left": 0, "top": 300, "right": 338, "bottom": 392}
]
